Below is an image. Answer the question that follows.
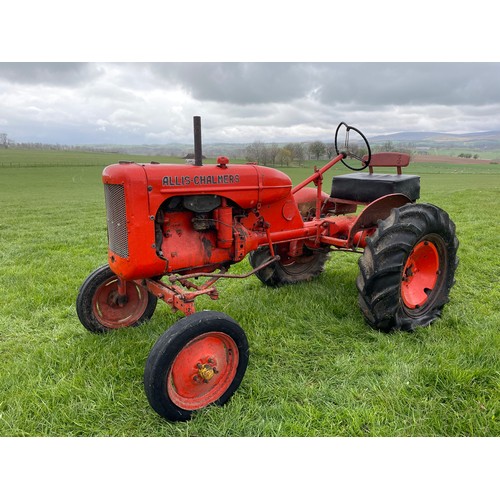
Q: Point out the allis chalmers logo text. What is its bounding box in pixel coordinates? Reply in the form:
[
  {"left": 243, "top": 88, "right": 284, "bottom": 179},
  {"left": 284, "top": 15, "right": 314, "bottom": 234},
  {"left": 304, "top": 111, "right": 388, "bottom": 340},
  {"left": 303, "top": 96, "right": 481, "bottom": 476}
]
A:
[{"left": 162, "top": 174, "right": 240, "bottom": 187}]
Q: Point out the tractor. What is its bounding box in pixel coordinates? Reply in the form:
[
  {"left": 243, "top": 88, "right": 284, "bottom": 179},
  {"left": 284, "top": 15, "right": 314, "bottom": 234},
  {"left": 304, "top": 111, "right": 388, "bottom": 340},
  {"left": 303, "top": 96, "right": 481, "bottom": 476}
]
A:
[{"left": 76, "top": 118, "right": 459, "bottom": 421}]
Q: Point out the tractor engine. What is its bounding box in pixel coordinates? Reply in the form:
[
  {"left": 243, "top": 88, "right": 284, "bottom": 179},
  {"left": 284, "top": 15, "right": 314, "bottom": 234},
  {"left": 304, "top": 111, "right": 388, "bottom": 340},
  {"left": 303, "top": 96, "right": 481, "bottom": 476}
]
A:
[
  {"left": 154, "top": 193, "right": 251, "bottom": 275},
  {"left": 102, "top": 159, "right": 303, "bottom": 280}
]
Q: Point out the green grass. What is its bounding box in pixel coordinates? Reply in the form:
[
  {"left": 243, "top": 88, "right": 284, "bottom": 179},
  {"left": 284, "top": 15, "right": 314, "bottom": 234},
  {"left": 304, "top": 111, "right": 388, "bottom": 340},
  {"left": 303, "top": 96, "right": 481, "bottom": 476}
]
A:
[
  {"left": 0, "top": 152, "right": 499, "bottom": 436},
  {"left": 418, "top": 148, "right": 500, "bottom": 160},
  {"left": 0, "top": 147, "right": 182, "bottom": 167}
]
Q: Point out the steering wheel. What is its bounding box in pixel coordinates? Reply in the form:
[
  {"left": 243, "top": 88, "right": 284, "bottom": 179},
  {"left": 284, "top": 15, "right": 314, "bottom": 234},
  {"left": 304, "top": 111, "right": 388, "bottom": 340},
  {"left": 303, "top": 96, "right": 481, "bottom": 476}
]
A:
[{"left": 334, "top": 122, "right": 372, "bottom": 171}]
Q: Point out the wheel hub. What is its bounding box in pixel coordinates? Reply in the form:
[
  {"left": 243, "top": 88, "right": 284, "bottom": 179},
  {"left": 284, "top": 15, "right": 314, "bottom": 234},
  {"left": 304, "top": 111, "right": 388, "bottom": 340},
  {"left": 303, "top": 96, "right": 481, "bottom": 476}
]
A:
[
  {"left": 195, "top": 360, "right": 218, "bottom": 383},
  {"left": 108, "top": 290, "right": 129, "bottom": 307},
  {"left": 92, "top": 277, "right": 149, "bottom": 328},
  {"left": 401, "top": 240, "right": 440, "bottom": 309}
]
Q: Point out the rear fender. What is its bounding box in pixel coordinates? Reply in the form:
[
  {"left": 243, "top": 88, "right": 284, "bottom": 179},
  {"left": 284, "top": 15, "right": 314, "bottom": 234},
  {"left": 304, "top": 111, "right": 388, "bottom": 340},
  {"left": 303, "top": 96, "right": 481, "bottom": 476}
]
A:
[{"left": 348, "top": 193, "right": 412, "bottom": 246}]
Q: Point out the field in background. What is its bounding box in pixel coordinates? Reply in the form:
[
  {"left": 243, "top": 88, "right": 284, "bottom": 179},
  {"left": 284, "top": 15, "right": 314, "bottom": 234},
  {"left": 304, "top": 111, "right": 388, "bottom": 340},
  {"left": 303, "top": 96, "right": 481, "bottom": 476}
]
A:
[{"left": 0, "top": 149, "right": 499, "bottom": 436}]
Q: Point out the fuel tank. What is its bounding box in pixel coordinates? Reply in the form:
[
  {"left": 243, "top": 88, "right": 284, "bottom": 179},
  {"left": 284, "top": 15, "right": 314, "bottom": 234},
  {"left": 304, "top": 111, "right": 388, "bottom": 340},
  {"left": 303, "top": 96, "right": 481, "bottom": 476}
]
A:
[{"left": 142, "top": 161, "right": 293, "bottom": 212}]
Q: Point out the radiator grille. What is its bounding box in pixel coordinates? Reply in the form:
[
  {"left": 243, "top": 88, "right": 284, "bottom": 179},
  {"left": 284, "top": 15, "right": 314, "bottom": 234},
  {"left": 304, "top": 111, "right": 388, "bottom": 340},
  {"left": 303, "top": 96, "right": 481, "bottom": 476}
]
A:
[{"left": 104, "top": 184, "right": 129, "bottom": 258}]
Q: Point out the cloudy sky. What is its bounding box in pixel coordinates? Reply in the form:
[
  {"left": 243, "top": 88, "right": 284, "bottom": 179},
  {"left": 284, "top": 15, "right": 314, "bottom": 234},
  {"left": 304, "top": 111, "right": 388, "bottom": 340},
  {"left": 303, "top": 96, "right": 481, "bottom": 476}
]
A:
[{"left": 1, "top": 62, "right": 500, "bottom": 146}]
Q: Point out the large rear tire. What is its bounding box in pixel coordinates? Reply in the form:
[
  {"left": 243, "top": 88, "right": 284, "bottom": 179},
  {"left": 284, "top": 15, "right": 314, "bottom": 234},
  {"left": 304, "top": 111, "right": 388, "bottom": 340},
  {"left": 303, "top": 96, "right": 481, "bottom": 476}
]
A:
[
  {"left": 357, "top": 203, "right": 459, "bottom": 332},
  {"left": 76, "top": 264, "right": 157, "bottom": 333},
  {"left": 249, "top": 245, "right": 329, "bottom": 287},
  {"left": 144, "top": 311, "right": 249, "bottom": 422}
]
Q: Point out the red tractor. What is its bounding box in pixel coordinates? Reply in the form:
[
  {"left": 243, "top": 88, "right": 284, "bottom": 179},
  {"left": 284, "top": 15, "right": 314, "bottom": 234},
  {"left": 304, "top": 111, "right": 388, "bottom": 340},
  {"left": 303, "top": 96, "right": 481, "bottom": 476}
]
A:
[{"left": 77, "top": 118, "right": 459, "bottom": 421}]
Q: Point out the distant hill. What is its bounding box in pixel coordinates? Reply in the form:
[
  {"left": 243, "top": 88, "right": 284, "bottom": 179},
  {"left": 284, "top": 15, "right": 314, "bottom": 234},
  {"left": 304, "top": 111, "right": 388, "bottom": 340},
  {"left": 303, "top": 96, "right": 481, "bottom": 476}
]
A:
[
  {"left": 369, "top": 130, "right": 500, "bottom": 149},
  {"left": 89, "top": 130, "right": 500, "bottom": 157},
  {"left": 78, "top": 142, "right": 249, "bottom": 158},
  {"left": 10, "top": 130, "right": 500, "bottom": 160}
]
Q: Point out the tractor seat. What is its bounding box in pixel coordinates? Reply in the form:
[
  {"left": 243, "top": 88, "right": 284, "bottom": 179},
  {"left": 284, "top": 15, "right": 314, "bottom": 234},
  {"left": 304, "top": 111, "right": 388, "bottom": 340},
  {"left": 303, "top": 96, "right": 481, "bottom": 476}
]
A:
[{"left": 331, "top": 152, "right": 420, "bottom": 203}]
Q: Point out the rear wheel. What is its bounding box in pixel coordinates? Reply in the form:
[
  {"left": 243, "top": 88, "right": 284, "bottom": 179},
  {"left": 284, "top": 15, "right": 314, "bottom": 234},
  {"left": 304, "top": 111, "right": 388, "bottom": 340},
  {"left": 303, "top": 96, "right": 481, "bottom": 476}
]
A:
[
  {"left": 249, "top": 245, "right": 329, "bottom": 287},
  {"left": 357, "top": 203, "right": 459, "bottom": 332},
  {"left": 144, "top": 311, "right": 249, "bottom": 422},
  {"left": 76, "top": 264, "right": 157, "bottom": 333}
]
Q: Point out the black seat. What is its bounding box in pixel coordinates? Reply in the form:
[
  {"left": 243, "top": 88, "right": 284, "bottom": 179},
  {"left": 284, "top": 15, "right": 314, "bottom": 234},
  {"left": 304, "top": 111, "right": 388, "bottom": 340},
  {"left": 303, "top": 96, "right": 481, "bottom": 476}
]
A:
[{"left": 331, "top": 172, "right": 420, "bottom": 203}]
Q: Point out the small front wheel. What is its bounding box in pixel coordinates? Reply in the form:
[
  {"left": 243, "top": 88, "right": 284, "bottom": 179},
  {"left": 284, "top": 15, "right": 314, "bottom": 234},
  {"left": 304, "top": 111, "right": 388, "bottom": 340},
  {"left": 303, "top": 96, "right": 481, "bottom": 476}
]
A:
[
  {"left": 144, "top": 311, "right": 249, "bottom": 422},
  {"left": 76, "top": 264, "right": 157, "bottom": 333}
]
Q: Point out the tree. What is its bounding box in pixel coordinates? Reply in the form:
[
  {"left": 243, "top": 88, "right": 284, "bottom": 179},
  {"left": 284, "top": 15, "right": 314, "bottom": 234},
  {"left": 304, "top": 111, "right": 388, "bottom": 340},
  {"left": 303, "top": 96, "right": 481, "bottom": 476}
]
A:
[
  {"left": 0, "top": 133, "right": 8, "bottom": 148},
  {"left": 308, "top": 141, "right": 326, "bottom": 160},
  {"left": 267, "top": 143, "right": 280, "bottom": 166},
  {"left": 245, "top": 141, "right": 269, "bottom": 165},
  {"left": 381, "top": 140, "right": 394, "bottom": 152},
  {"left": 277, "top": 147, "right": 293, "bottom": 167},
  {"left": 325, "top": 142, "right": 335, "bottom": 159},
  {"left": 295, "top": 143, "right": 306, "bottom": 165},
  {"left": 285, "top": 142, "right": 306, "bottom": 165}
]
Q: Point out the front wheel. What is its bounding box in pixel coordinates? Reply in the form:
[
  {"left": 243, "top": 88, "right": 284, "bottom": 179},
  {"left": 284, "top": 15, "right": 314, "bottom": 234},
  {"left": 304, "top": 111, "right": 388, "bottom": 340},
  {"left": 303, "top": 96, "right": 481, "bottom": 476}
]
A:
[
  {"left": 76, "top": 264, "right": 157, "bottom": 333},
  {"left": 144, "top": 311, "right": 249, "bottom": 422},
  {"left": 357, "top": 203, "right": 459, "bottom": 332}
]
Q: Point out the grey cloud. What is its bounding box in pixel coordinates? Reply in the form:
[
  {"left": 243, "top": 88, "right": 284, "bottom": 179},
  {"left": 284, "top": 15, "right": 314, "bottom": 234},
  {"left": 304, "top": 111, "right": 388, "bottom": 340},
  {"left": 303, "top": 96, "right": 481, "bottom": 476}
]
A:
[
  {"left": 1, "top": 62, "right": 500, "bottom": 144},
  {"left": 315, "top": 63, "right": 500, "bottom": 107},
  {"left": 147, "top": 62, "right": 315, "bottom": 105},
  {"left": 142, "top": 62, "right": 500, "bottom": 109},
  {"left": 0, "top": 62, "right": 102, "bottom": 86}
]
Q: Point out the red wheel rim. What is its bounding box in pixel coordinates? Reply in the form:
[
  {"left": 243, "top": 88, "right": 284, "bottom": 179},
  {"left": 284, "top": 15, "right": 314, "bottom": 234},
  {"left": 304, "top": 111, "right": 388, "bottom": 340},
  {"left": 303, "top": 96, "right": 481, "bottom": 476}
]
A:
[
  {"left": 92, "top": 277, "right": 149, "bottom": 328},
  {"left": 167, "top": 332, "right": 239, "bottom": 411},
  {"left": 401, "top": 240, "right": 440, "bottom": 309}
]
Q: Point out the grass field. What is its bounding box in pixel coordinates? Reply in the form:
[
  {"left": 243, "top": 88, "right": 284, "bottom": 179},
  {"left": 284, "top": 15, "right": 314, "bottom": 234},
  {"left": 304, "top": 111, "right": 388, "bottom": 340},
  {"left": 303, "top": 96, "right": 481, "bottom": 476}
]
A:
[{"left": 0, "top": 150, "right": 499, "bottom": 436}]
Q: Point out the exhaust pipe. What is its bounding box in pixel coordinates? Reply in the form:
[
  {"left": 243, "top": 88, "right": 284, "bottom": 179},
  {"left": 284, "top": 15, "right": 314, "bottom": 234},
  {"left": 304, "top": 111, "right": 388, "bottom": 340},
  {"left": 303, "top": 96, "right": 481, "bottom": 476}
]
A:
[{"left": 193, "top": 116, "right": 203, "bottom": 166}]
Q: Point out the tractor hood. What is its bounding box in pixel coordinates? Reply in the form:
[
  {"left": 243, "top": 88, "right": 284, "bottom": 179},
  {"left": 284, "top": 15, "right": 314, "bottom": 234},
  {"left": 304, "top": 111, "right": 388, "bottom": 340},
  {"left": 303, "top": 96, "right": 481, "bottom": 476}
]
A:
[{"left": 103, "top": 161, "right": 293, "bottom": 211}]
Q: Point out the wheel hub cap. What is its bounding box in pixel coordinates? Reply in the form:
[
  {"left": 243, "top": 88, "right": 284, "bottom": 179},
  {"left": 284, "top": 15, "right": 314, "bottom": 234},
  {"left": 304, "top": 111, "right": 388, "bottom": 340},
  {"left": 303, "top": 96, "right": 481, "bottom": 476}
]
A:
[
  {"left": 401, "top": 240, "right": 440, "bottom": 309},
  {"left": 196, "top": 362, "right": 217, "bottom": 382}
]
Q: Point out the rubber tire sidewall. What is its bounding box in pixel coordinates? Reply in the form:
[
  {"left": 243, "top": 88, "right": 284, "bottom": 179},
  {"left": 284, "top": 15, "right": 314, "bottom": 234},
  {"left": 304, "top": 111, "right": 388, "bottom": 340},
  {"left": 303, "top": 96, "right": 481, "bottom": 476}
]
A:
[
  {"left": 357, "top": 203, "right": 459, "bottom": 332},
  {"left": 144, "top": 311, "right": 249, "bottom": 422}
]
